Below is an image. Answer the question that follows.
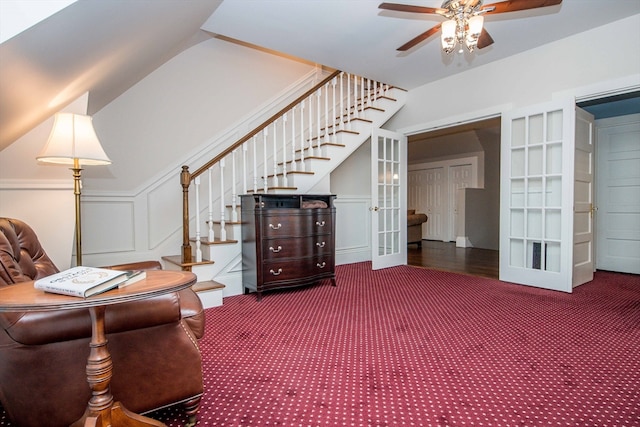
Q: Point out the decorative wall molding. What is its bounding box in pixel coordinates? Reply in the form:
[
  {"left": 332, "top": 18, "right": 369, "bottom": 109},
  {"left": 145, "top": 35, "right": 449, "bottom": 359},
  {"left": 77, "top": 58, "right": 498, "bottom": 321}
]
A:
[{"left": 334, "top": 196, "right": 372, "bottom": 265}]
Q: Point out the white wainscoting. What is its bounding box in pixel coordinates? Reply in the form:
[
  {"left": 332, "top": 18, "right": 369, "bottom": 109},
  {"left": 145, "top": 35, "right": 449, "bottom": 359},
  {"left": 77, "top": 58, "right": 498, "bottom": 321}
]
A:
[
  {"left": 82, "top": 199, "right": 136, "bottom": 253},
  {"left": 0, "top": 179, "right": 75, "bottom": 269},
  {"left": 334, "top": 196, "right": 372, "bottom": 265}
]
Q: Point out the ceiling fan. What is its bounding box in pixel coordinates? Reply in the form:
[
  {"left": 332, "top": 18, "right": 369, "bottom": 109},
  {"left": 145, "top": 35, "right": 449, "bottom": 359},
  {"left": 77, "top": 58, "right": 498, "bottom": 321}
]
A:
[{"left": 379, "top": 0, "right": 563, "bottom": 53}]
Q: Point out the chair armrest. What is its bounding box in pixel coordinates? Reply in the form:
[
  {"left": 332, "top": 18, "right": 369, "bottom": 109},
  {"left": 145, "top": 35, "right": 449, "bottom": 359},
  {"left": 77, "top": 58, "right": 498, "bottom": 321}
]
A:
[{"left": 1, "top": 292, "right": 182, "bottom": 346}]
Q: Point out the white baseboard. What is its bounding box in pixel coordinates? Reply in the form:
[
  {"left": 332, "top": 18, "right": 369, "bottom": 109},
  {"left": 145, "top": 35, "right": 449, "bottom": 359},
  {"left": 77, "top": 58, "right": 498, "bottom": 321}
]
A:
[{"left": 456, "top": 236, "right": 473, "bottom": 248}]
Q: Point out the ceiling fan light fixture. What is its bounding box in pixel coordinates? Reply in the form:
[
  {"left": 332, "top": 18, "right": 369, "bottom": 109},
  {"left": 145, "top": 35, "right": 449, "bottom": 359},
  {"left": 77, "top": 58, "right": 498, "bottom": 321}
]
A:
[
  {"left": 468, "top": 15, "right": 484, "bottom": 38},
  {"left": 380, "top": 0, "right": 563, "bottom": 54},
  {"left": 441, "top": 19, "right": 456, "bottom": 53},
  {"left": 464, "top": 14, "right": 484, "bottom": 51}
]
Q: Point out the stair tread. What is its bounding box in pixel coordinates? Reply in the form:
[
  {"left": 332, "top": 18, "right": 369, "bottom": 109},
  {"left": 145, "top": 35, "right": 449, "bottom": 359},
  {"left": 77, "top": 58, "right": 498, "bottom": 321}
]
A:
[
  {"left": 190, "top": 237, "right": 238, "bottom": 244},
  {"left": 247, "top": 186, "right": 298, "bottom": 193},
  {"left": 162, "top": 255, "right": 214, "bottom": 268},
  {"left": 265, "top": 170, "right": 314, "bottom": 179},
  {"left": 192, "top": 280, "right": 225, "bottom": 292}
]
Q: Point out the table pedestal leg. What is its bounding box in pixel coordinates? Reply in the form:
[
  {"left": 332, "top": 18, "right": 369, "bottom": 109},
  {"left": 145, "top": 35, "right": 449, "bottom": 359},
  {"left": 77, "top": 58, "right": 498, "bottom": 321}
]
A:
[{"left": 71, "top": 306, "right": 166, "bottom": 427}]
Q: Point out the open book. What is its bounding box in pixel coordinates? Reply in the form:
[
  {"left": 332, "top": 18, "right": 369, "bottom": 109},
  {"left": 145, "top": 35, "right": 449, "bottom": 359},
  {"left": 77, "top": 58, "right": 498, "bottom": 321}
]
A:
[{"left": 34, "top": 266, "right": 128, "bottom": 298}]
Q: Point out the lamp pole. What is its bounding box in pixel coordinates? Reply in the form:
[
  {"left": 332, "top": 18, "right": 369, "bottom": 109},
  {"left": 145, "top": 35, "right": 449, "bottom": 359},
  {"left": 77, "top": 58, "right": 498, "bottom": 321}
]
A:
[{"left": 72, "top": 158, "right": 83, "bottom": 266}]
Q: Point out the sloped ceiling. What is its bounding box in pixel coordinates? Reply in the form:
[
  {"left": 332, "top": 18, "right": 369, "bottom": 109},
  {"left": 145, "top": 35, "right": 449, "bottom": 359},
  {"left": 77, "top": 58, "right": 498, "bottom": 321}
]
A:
[{"left": 0, "top": 0, "right": 222, "bottom": 151}]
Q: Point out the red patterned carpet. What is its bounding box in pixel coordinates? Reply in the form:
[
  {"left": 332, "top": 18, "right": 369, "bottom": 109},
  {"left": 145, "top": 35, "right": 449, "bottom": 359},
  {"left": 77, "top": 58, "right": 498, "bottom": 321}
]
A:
[{"left": 2, "top": 263, "right": 639, "bottom": 426}]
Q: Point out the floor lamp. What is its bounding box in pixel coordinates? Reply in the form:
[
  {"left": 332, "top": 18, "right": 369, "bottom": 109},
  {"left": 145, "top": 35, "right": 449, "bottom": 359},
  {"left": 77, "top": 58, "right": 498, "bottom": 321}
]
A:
[{"left": 37, "top": 113, "right": 111, "bottom": 266}]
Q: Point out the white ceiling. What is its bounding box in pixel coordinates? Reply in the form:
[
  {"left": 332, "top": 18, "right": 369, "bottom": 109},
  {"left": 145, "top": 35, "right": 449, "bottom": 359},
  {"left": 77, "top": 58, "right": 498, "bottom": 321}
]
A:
[
  {"left": 203, "top": 0, "right": 640, "bottom": 90},
  {"left": 1, "top": 0, "right": 639, "bottom": 151}
]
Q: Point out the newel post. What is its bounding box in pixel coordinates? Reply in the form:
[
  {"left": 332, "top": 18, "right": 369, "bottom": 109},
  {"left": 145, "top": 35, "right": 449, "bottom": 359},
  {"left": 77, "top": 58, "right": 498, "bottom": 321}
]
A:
[{"left": 181, "top": 166, "right": 192, "bottom": 265}]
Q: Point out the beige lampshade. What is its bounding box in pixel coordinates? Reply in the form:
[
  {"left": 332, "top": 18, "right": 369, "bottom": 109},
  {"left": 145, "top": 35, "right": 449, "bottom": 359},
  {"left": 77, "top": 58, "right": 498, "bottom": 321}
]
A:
[{"left": 37, "top": 113, "right": 111, "bottom": 165}]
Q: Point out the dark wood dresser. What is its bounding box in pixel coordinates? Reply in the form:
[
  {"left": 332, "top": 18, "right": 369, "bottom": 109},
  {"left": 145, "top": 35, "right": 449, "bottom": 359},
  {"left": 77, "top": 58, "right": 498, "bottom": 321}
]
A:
[{"left": 241, "top": 194, "right": 336, "bottom": 301}]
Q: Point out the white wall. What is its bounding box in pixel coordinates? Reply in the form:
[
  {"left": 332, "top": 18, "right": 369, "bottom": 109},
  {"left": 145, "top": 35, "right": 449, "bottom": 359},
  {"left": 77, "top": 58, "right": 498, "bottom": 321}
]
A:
[
  {"left": 330, "top": 140, "right": 372, "bottom": 264},
  {"left": 386, "top": 14, "right": 640, "bottom": 135}
]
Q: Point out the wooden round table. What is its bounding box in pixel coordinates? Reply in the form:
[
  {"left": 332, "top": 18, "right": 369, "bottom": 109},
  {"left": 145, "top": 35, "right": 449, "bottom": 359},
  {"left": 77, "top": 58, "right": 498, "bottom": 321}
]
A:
[{"left": 0, "top": 270, "right": 197, "bottom": 427}]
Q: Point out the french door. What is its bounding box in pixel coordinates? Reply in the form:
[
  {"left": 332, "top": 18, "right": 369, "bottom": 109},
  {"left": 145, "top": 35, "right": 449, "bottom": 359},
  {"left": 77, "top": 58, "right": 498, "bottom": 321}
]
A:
[
  {"left": 371, "top": 128, "right": 407, "bottom": 270},
  {"left": 500, "top": 100, "right": 594, "bottom": 292}
]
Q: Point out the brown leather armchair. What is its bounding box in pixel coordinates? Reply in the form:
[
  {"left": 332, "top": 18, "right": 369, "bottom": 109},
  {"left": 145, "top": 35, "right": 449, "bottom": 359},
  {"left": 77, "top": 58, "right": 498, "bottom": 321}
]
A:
[{"left": 0, "top": 217, "right": 205, "bottom": 427}]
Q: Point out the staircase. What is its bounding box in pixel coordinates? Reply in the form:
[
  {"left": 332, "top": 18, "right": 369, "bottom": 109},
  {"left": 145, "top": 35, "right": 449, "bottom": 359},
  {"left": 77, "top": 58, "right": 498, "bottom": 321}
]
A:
[{"left": 162, "top": 70, "right": 407, "bottom": 307}]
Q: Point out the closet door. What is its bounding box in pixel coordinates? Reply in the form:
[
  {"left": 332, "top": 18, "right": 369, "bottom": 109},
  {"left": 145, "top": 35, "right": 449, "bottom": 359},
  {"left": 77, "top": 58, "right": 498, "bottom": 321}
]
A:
[
  {"left": 595, "top": 115, "right": 640, "bottom": 274},
  {"left": 500, "top": 100, "right": 593, "bottom": 292},
  {"left": 424, "top": 167, "right": 445, "bottom": 241},
  {"left": 449, "top": 164, "right": 473, "bottom": 241}
]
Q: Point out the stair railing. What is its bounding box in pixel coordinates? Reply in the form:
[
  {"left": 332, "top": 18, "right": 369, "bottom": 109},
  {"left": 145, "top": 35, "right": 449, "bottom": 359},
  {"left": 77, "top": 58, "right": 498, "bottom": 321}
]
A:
[{"left": 180, "top": 70, "right": 391, "bottom": 264}]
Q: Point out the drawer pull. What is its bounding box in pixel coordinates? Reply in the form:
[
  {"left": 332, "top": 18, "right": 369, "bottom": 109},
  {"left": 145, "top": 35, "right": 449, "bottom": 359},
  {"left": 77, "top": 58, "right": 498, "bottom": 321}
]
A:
[
  {"left": 316, "top": 241, "right": 326, "bottom": 248},
  {"left": 315, "top": 220, "right": 326, "bottom": 227},
  {"left": 269, "top": 245, "right": 282, "bottom": 253},
  {"left": 269, "top": 268, "right": 283, "bottom": 276},
  {"left": 269, "top": 223, "right": 282, "bottom": 230},
  {"left": 316, "top": 262, "right": 326, "bottom": 269}
]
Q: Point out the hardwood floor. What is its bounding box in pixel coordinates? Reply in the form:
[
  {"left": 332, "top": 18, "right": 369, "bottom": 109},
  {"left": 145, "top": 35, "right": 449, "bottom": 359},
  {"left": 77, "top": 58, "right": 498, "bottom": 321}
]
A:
[{"left": 407, "top": 240, "right": 499, "bottom": 279}]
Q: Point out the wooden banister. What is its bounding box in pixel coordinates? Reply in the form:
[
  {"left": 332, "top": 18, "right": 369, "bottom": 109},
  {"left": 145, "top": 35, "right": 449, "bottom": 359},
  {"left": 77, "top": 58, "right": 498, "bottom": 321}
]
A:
[{"left": 189, "top": 70, "right": 341, "bottom": 180}]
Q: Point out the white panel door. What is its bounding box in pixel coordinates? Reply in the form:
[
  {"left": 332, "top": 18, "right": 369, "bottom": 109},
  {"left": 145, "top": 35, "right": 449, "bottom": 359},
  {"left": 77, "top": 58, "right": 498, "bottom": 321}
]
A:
[
  {"left": 573, "top": 108, "right": 595, "bottom": 287},
  {"left": 425, "top": 167, "right": 445, "bottom": 241},
  {"left": 500, "top": 99, "right": 582, "bottom": 292},
  {"left": 408, "top": 170, "right": 426, "bottom": 215},
  {"left": 596, "top": 115, "right": 640, "bottom": 274},
  {"left": 449, "top": 164, "right": 473, "bottom": 241},
  {"left": 371, "top": 129, "right": 407, "bottom": 270}
]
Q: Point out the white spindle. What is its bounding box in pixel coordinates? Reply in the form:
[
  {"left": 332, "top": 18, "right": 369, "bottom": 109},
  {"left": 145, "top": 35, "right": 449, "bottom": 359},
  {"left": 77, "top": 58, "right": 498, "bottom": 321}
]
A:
[
  {"left": 231, "top": 149, "right": 238, "bottom": 222},
  {"left": 346, "top": 73, "right": 351, "bottom": 125},
  {"left": 324, "top": 83, "right": 328, "bottom": 140},
  {"left": 372, "top": 79, "right": 378, "bottom": 103},
  {"left": 367, "top": 78, "right": 371, "bottom": 107},
  {"left": 242, "top": 142, "right": 248, "bottom": 195},
  {"left": 194, "top": 176, "right": 202, "bottom": 262},
  {"left": 290, "top": 106, "right": 297, "bottom": 172},
  {"left": 339, "top": 73, "right": 344, "bottom": 130},
  {"left": 316, "top": 88, "right": 321, "bottom": 155},
  {"left": 219, "top": 158, "right": 226, "bottom": 241},
  {"left": 272, "top": 122, "right": 278, "bottom": 187},
  {"left": 360, "top": 76, "right": 365, "bottom": 113},
  {"left": 252, "top": 136, "right": 258, "bottom": 193},
  {"left": 263, "top": 128, "right": 268, "bottom": 192},
  {"left": 308, "top": 93, "right": 313, "bottom": 155},
  {"left": 300, "top": 100, "right": 306, "bottom": 170},
  {"left": 207, "top": 169, "right": 214, "bottom": 242},
  {"left": 282, "top": 113, "right": 288, "bottom": 187},
  {"left": 331, "top": 77, "right": 337, "bottom": 136}
]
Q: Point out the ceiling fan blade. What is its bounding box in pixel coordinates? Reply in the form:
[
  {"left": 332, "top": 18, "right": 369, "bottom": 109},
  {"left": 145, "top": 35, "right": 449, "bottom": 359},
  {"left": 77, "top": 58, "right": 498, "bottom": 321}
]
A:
[
  {"left": 483, "top": 0, "right": 562, "bottom": 15},
  {"left": 463, "top": 0, "right": 483, "bottom": 10},
  {"left": 397, "top": 24, "right": 442, "bottom": 51},
  {"left": 477, "top": 28, "right": 494, "bottom": 49},
  {"left": 379, "top": 2, "right": 447, "bottom": 15}
]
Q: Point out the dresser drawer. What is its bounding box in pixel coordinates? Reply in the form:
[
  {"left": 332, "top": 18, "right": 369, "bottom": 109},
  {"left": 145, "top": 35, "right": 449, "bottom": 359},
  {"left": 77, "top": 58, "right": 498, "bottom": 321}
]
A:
[
  {"left": 261, "top": 211, "right": 332, "bottom": 238},
  {"left": 262, "top": 256, "right": 334, "bottom": 284},
  {"left": 262, "top": 236, "right": 333, "bottom": 260}
]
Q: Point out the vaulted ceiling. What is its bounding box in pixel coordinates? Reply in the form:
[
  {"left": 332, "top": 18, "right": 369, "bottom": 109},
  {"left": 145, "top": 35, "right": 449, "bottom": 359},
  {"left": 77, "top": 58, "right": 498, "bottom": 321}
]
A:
[{"left": 1, "top": 0, "right": 639, "bottom": 151}]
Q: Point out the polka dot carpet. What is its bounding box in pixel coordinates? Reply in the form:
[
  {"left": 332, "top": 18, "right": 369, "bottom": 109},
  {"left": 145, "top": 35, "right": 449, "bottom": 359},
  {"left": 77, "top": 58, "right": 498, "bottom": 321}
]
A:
[{"left": 1, "top": 263, "right": 638, "bottom": 426}]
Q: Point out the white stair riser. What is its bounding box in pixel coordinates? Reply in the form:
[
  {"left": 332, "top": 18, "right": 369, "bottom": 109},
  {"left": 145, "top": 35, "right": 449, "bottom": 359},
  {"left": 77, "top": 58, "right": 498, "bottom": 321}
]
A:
[{"left": 197, "top": 288, "right": 223, "bottom": 309}]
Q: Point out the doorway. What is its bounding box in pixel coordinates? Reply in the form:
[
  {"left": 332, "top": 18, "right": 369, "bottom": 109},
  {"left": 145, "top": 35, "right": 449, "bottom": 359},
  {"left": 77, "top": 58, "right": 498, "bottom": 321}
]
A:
[
  {"left": 406, "top": 92, "right": 640, "bottom": 279},
  {"left": 407, "top": 117, "right": 501, "bottom": 251},
  {"left": 579, "top": 91, "right": 640, "bottom": 275}
]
